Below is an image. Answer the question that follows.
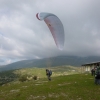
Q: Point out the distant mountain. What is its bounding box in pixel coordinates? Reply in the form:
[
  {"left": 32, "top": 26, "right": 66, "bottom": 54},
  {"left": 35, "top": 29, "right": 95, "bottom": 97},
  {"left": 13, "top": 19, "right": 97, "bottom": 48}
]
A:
[
  {"left": 0, "top": 56, "right": 100, "bottom": 72},
  {"left": 0, "top": 65, "right": 5, "bottom": 68}
]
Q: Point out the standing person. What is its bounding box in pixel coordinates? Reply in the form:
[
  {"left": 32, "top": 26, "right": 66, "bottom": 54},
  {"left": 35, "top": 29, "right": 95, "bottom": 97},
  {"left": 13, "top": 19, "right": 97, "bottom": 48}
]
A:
[
  {"left": 46, "top": 69, "right": 52, "bottom": 81},
  {"left": 95, "top": 66, "right": 100, "bottom": 85},
  {"left": 91, "top": 68, "right": 95, "bottom": 76}
]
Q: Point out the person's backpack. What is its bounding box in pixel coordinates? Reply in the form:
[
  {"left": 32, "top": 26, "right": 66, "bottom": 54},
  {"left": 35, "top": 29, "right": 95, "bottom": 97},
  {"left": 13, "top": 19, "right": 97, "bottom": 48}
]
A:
[
  {"left": 96, "top": 70, "right": 100, "bottom": 78},
  {"left": 49, "top": 70, "right": 52, "bottom": 75},
  {"left": 97, "top": 70, "right": 100, "bottom": 75}
]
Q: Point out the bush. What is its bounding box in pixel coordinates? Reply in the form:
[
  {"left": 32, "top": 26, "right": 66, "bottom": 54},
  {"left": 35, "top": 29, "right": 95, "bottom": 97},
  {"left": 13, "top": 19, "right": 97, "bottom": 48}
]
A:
[
  {"left": 33, "top": 76, "right": 37, "bottom": 80},
  {"left": 19, "top": 75, "right": 27, "bottom": 82}
]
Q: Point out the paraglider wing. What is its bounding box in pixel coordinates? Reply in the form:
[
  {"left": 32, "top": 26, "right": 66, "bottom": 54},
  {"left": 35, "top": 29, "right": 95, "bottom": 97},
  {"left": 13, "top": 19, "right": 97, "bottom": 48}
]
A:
[{"left": 36, "top": 12, "right": 64, "bottom": 50}]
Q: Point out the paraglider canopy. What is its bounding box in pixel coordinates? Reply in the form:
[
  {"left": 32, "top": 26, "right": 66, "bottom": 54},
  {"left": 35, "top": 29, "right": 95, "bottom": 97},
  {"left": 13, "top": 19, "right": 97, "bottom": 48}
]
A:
[{"left": 36, "top": 12, "right": 65, "bottom": 50}]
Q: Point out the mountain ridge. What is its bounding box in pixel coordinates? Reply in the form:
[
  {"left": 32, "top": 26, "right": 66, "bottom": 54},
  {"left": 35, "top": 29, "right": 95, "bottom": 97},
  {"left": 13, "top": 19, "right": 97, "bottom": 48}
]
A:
[{"left": 0, "top": 56, "right": 100, "bottom": 72}]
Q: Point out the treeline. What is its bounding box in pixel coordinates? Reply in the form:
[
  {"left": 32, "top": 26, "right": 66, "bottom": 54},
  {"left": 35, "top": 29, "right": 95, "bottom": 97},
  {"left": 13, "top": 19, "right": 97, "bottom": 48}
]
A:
[
  {"left": 0, "top": 70, "right": 38, "bottom": 85},
  {"left": 0, "top": 70, "right": 18, "bottom": 85}
]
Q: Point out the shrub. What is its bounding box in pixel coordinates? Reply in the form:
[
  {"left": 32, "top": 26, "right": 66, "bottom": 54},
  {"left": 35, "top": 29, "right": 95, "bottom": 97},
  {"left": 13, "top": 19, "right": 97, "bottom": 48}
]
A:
[
  {"left": 33, "top": 76, "right": 37, "bottom": 80},
  {"left": 19, "top": 75, "right": 27, "bottom": 82}
]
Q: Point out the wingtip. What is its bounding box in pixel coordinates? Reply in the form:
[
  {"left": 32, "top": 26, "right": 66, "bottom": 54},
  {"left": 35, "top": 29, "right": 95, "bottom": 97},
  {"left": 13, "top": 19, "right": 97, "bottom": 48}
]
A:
[{"left": 36, "top": 13, "right": 40, "bottom": 20}]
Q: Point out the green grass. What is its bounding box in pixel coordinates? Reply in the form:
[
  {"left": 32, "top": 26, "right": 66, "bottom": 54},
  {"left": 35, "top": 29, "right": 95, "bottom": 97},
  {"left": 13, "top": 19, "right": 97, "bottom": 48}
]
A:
[
  {"left": 0, "top": 66, "right": 81, "bottom": 85},
  {"left": 0, "top": 73, "right": 100, "bottom": 100},
  {"left": 13, "top": 65, "right": 81, "bottom": 78}
]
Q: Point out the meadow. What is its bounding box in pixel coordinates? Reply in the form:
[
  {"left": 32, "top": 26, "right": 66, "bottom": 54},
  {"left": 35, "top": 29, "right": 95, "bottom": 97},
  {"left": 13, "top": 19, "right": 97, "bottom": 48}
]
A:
[
  {"left": 0, "top": 65, "right": 81, "bottom": 85},
  {"left": 0, "top": 66, "right": 100, "bottom": 100}
]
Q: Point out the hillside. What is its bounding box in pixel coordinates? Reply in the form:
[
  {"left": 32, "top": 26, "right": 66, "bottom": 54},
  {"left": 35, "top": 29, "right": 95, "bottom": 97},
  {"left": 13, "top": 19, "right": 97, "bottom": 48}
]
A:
[
  {"left": 1, "top": 56, "right": 100, "bottom": 71},
  {"left": 0, "top": 65, "right": 81, "bottom": 85},
  {"left": 0, "top": 73, "right": 99, "bottom": 100},
  {"left": 0, "top": 66, "right": 99, "bottom": 100}
]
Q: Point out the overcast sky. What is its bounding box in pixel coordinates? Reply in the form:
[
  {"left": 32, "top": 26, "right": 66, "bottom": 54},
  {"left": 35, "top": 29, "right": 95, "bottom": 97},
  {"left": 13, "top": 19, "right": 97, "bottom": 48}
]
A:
[{"left": 0, "top": 0, "right": 100, "bottom": 65}]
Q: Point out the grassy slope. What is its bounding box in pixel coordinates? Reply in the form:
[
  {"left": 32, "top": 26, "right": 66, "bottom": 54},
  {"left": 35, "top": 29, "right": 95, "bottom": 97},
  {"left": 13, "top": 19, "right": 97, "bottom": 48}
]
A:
[
  {"left": 0, "top": 65, "right": 81, "bottom": 85},
  {"left": 13, "top": 65, "right": 81, "bottom": 78},
  {"left": 0, "top": 73, "right": 100, "bottom": 100}
]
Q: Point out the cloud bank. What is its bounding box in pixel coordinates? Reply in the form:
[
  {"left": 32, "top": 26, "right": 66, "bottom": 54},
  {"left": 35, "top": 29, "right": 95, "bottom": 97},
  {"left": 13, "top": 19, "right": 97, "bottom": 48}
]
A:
[{"left": 0, "top": 0, "right": 100, "bottom": 65}]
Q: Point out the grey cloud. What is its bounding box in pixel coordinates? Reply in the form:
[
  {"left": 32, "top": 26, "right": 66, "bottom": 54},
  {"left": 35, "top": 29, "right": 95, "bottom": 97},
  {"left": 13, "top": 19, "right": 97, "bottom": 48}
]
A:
[{"left": 0, "top": 0, "right": 100, "bottom": 65}]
